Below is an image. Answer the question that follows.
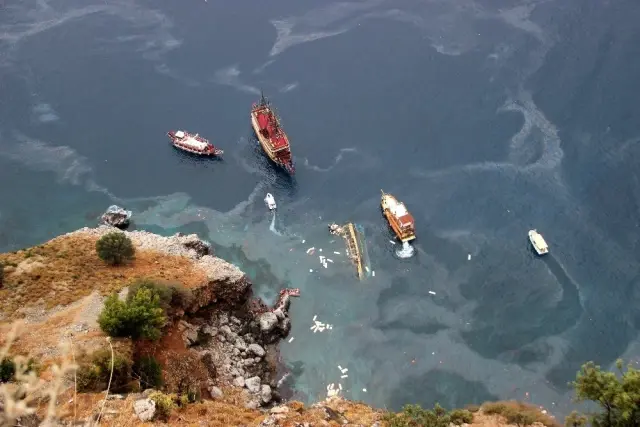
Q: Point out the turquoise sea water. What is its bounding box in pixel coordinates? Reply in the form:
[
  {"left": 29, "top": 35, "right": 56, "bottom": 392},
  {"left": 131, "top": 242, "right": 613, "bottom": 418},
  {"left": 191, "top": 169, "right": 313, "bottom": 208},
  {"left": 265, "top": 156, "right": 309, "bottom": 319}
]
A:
[{"left": 2, "top": 0, "right": 640, "bottom": 417}]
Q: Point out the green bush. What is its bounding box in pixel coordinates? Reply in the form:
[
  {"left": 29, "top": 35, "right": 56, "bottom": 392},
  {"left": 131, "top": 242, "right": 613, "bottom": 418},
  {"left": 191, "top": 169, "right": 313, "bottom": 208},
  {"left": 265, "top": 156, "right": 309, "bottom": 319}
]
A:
[
  {"left": 98, "top": 287, "right": 166, "bottom": 341},
  {"left": 149, "top": 391, "right": 176, "bottom": 420},
  {"left": 128, "top": 279, "right": 193, "bottom": 311},
  {"left": 383, "top": 403, "right": 459, "bottom": 427},
  {"left": 571, "top": 359, "right": 640, "bottom": 427},
  {"left": 76, "top": 349, "right": 132, "bottom": 392},
  {"left": 95, "top": 232, "right": 135, "bottom": 265},
  {"left": 0, "top": 357, "right": 38, "bottom": 383},
  {"left": 450, "top": 409, "right": 474, "bottom": 425},
  {"left": 133, "top": 355, "right": 163, "bottom": 389},
  {"left": 0, "top": 358, "right": 16, "bottom": 383}
]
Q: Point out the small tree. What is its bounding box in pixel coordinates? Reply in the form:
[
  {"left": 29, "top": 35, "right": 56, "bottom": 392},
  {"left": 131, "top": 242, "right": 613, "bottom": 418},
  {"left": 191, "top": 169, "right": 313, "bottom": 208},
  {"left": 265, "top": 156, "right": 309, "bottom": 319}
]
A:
[
  {"left": 98, "top": 287, "right": 166, "bottom": 340},
  {"left": 96, "top": 232, "right": 135, "bottom": 265},
  {"left": 565, "top": 411, "right": 588, "bottom": 427},
  {"left": 571, "top": 359, "right": 640, "bottom": 427}
]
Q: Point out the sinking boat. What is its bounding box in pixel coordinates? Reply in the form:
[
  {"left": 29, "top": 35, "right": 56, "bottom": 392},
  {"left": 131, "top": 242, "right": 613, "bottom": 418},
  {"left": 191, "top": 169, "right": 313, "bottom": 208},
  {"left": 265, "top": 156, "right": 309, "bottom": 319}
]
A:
[
  {"left": 528, "top": 229, "right": 549, "bottom": 255},
  {"left": 265, "top": 193, "right": 277, "bottom": 210},
  {"left": 167, "top": 130, "right": 223, "bottom": 156},
  {"left": 250, "top": 92, "right": 294, "bottom": 174},
  {"left": 380, "top": 190, "right": 416, "bottom": 243}
]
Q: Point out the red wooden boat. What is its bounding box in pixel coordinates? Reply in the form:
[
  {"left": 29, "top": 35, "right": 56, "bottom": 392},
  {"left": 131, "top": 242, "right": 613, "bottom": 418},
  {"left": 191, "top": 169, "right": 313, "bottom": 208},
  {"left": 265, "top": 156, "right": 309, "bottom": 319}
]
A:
[
  {"left": 250, "top": 93, "right": 294, "bottom": 174},
  {"left": 167, "top": 130, "right": 223, "bottom": 156}
]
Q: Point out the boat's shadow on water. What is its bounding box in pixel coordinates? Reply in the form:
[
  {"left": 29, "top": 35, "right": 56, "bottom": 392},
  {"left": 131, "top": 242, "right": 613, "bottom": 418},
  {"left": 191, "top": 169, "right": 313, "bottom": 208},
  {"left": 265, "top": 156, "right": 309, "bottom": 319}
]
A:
[
  {"left": 245, "top": 131, "right": 298, "bottom": 195},
  {"left": 171, "top": 147, "right": 225, "bottom": 164}
]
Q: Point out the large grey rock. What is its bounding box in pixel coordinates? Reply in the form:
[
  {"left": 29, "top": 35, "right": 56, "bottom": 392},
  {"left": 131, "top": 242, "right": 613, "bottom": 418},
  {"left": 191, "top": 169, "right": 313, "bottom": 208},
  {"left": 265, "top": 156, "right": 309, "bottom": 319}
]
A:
[
  {"left": 133, "top": 398, "right": 156, "bottom": 422},
  {"left": 209, "top": 386, "right": 224, "bottom": 399},
  {"left": 259, "top": 312, "right": 278, "bottom": 332},
  {"left": 101, "top": 205, "right": 132, "bottom": 229},
  {"left": 245, "top": 376, "right": 261, "bottom": 393},
  {"left": 270, "top": 405, "right": 289, "bottom": 414},
  {"left": 247, "top": 343, "right": 265, "bottom": 357},
  {"left": 261, "top": 384, "right": 272, "bottom": 403},
  {"left": 235, "top": 337, "right": 248, "bottom": 351},
  {"left": 180, "top": 234, "right": 210, "bottom": 257}
]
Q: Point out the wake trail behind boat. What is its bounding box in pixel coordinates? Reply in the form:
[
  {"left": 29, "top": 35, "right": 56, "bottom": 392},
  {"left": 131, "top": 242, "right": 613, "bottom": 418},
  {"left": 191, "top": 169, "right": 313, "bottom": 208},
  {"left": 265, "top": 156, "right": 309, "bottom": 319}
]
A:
[
  {"left": 395, "top": 241, "right": 415, "bottom": 259},
  {"left": 269, "top": 211, "right": 282, "bottom": 236}
]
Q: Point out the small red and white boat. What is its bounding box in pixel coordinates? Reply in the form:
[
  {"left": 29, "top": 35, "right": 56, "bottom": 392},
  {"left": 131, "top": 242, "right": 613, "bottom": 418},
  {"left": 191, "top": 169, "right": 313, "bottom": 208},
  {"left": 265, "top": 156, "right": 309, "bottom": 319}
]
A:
[{"left": 167, "top": 130, "right": 223, "bottom": 156}]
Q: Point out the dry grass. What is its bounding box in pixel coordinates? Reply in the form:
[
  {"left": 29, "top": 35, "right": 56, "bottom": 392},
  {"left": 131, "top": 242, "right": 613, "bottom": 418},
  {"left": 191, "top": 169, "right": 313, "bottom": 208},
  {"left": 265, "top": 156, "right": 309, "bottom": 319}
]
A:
[
  {"left": 0, "top": 234, "right": 208, "bottom": 319},
  {"left": 481, "top": 401, "right": 560, "bottom": 427}
]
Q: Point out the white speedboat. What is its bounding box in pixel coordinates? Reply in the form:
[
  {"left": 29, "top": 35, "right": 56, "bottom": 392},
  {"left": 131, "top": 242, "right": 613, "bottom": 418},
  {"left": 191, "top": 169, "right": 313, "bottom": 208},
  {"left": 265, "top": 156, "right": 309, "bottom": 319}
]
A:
[
  {"left": 528, "top": 229, "right": 549, "bottom": 255},
  {"left": 264, "top": 193, "right": 277, "bottom": 210}
]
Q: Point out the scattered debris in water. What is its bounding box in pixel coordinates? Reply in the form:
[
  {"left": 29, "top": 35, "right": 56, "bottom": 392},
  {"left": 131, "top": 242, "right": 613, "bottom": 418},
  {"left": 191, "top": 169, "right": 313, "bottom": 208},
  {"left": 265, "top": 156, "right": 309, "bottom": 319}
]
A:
[
  {"left": 306, "top": 247, "right": 315, "bottom": 254},
  {"left": 467, "top": 254, "right": 471, "bottom": 260},
  {"left": 288, "top": 337, "right": 295, "bottom": 343},
  {"left": 334, "top": 251, "right": 341, "bottom": 255},
  {"left": 362, "top": 388, "right": 367, "bottom": 392},
  {"left": 428, "top": 291, "right": 436, "bottom": 295},
  {"left": 341, "top": 374, "right": 348, "bottom": 379}
]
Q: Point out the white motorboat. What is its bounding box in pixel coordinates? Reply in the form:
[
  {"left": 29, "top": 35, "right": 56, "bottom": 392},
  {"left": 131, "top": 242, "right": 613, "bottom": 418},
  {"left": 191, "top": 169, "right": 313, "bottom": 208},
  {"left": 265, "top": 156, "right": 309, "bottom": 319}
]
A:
[
  {"left": 264, "top": 193, "right": 277, "bottom": 210},
  {"left": 528, "top": 229, "right": 549, "bottom": 255}
]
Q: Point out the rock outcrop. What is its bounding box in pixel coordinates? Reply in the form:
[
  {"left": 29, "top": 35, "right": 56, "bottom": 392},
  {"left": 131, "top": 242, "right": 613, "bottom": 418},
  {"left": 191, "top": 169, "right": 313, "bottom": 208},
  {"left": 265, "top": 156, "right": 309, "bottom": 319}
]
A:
[
  {"left": 66, "top": 226, "right": 299, "bottom": 409},
  {"left": 100, "top": 205, "right": 132, "bottom": 229}
]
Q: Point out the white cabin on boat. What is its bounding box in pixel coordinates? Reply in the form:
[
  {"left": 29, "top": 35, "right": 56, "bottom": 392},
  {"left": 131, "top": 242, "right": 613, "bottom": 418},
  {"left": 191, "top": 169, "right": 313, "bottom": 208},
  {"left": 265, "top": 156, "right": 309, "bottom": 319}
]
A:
[
  {"left": 528, "top": 229, "right": 549, "bottom": 255},
  {"left": 265, "top": 193, "right": 277, "bottom": 210}
]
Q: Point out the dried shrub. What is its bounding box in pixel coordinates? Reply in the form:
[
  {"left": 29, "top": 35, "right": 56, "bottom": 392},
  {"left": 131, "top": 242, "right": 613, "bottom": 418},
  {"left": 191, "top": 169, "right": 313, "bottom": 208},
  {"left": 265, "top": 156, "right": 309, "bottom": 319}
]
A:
[
  {"left": 133, "top": 355, "right": 163, "bottom": 389},
  {"left": 164, "top": 351, "right": 207, "bottom": 399},
  {"left": 76, "top": 348, "right": 132, "bottom": 393}
]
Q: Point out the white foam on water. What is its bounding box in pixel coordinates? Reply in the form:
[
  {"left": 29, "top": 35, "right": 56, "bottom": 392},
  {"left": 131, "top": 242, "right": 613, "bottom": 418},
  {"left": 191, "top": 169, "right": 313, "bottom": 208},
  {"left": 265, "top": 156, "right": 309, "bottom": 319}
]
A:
[
  {"left": 269, "top": 211, "right": 283, "bottom": 236},
  {"left": 395, "top": 241, "right": 415, "bottom": 259}
]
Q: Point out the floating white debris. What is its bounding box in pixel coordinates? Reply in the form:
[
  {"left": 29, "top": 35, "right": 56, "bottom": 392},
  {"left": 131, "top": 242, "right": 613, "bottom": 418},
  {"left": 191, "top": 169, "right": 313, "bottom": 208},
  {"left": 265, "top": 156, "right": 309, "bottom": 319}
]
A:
[
  {"left": 309, "top": 269, "right": 313, "bottom": 273},
  {"left": 334, "top": 251, "right": 341, "bottom": 255},
  {"left": 372, "top": 271, "right": 375, "bottom": 277},
  {"left": 313, "top": 315, "right": 318, "bottom": 321},
  {"left": 319, "top": 255, "right": 325, "bottom": 262},
  {"left": 326, "top": 258, "right": 334, "bottom": 263},
  {"left": 338, "top": 365, "right": 343, "bottom": 371},
  {"left": 341, "top": 374, "right": 348, "bottom": 379},
  {"left": 306, "top": 247, "right": 315, "bottom": 254},
  {"left": 340, "top": 368, "right": 348, "bottom": 374},
  {"left": 288, "top": 337, "right": 295, "bottom": 343},
  {"left": 338, "top": 384, "right": 343, "bottom": 390},
  {"left": 467, "top": 254, "right": 471, "bottom": 260},
  {"left": 323, "top": 262, "right": 328, "bottom": 268},
  {"left": 362, "top": 388, "right": 367, "bottom": 392},
  {"left": 302, "top": 240, "right": 306, "bottom": 243},
  {"left": 365, "top": 266, "right": 370, "bottom": 272},
  {"left": 389, "top": 240, "right": 396, "bottom": 245},
  {"left": 429, "top": 291, "right": 436, "bottom": 295},
  {"left": 319, "top": 248, "right": 323, "bottom": 252}
]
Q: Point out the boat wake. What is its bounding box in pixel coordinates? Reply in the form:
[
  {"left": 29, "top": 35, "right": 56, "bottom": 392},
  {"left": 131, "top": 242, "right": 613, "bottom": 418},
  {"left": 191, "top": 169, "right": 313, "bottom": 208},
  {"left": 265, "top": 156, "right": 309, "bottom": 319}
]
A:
[
  {"left": 269, "top": 211, "right": 283, "bottom": 236},
  {"left": 395, "top": 241, "right": 415, "bottom": 259}
]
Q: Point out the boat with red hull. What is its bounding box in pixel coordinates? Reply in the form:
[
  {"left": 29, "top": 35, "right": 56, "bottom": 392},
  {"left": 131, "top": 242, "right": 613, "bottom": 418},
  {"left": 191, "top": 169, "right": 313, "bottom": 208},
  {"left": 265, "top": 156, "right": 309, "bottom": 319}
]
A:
[
  {"left": 167, "top": 130, "right": 223, "bottom": 156},
  {"left": 250, "top": 93, "right": 294, "bottom": 174}
]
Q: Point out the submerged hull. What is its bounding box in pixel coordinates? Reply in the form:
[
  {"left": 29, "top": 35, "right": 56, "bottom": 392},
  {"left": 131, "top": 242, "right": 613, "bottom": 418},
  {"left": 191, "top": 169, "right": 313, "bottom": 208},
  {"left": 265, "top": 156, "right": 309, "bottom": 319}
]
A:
[{"left": 381, "top": 192, "right": 416, "bottom": 243}]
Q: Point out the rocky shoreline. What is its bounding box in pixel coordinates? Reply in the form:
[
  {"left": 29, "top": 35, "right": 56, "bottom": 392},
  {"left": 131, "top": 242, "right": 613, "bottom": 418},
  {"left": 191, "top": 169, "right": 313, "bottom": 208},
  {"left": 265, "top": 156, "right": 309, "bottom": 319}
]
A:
[{"left": 67, "top": 226, "right": 300, "bottom": 409}]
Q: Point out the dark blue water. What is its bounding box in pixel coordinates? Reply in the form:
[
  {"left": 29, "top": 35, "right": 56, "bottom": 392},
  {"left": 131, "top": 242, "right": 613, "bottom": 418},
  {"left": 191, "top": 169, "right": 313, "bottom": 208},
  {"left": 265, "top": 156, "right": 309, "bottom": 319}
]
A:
[{"left": 2, "top": 0, "right": 640, "bottom": 417}]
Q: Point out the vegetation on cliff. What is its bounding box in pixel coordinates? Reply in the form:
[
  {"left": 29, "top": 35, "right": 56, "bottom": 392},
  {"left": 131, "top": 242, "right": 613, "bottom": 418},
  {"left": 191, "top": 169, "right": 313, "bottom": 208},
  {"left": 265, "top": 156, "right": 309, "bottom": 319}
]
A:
[
  {"left": 2, "top": 229, "right": 640, "bottom": 426},
  {"left": 95, "top": 231, "right": 135, "bottom": 265}
]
